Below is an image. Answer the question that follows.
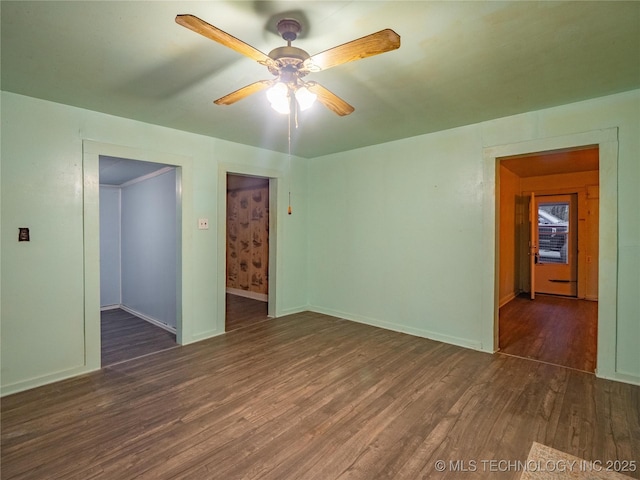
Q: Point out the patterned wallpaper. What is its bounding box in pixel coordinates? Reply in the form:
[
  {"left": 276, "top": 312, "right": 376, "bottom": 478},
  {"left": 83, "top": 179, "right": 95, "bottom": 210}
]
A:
[{"left": 226, "top": 185, "right": 269, "bottom": 295}]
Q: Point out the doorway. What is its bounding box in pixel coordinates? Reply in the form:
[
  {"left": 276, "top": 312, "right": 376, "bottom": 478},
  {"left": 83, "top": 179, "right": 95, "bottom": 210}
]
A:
[
  {"left": 497, "top": 146, "right": 599, "bottom": 372},
  {"left": 98, "top": 156, "right": 180, "bottom": 365},
  {"left": 225, "top": 173, "right": 271, "bottom": 331}
]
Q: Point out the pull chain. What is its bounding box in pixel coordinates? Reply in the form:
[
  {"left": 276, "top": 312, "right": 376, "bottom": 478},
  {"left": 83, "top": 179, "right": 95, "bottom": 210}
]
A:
[{"left": 287, "top": 92, "right": 293, "bottom": 215}]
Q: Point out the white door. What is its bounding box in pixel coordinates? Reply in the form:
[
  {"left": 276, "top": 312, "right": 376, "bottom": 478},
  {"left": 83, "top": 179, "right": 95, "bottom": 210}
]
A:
[{"left": 534, "top": 194, "right": 578, "bottom": 296}]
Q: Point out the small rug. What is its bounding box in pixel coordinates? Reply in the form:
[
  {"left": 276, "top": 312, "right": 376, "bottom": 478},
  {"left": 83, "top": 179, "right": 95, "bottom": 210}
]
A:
[{"left": 520, "top": 442, "right": 634, "bottom": 480}]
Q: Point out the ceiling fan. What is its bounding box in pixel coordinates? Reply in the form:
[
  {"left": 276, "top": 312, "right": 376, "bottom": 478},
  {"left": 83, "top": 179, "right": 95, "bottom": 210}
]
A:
[{"left": 175, "top": 14, "right": 400, "bottom": 116}]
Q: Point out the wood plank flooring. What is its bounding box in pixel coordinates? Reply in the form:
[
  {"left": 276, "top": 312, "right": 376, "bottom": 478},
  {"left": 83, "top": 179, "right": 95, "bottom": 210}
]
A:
[
  {"left": 102, "top": 293, "right": 264, "bottom": 368},
  {"left": 499, "top": 294, "right": 597, "bottom": 372},
  {"left": 3, "top": 312, "right": 638, "bottom": 480},
  {"left": 101, "top": 308, "right": 177, "bottom": 367},
  {"left": 225, "top": 293, "right": 269, "bottom": 332}
]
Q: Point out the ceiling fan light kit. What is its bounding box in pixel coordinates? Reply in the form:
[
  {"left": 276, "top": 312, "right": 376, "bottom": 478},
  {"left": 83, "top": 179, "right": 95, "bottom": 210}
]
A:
[
  {"left": 266, "top": 82, "right": 291, "bottom": 114},
  {"left": 294, "top": 87, "right": 317, "bottom": 111},
  {"left": 175, "top": 14, "right": 400, "bottom": 116}
]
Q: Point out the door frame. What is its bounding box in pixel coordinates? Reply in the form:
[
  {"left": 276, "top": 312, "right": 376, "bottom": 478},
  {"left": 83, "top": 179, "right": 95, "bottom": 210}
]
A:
[
  {"left": 482, "top": 128, "right": 619, "bottom": 380},
  {"left": 529, "top": 192, "right": 536, "bottom": 300},
  {"left": 217, "top": 163, "right": 282, "bottom": 327},
  {"left": 83, "top": 141, "right": 190, "bottom": 371}
]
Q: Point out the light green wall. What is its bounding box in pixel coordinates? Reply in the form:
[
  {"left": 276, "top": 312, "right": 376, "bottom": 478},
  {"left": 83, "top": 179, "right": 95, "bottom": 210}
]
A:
[
  {"left": 307, "top": 125, "right": 487, "bottom": 349},
  {"left": 2, "top": 89, "right": 638, "bottom": 394},
  {"left": 0, "top": 92, "right": 308, "bottom": 395},
  {"left": 308, "top": 89, "right": 639, "bottom": 384},
  {"left": 2, "top": 94, "right": 87, "bottom": 389}
]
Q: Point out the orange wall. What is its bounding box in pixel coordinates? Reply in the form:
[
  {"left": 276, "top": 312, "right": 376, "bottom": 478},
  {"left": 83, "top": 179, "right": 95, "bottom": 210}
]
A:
[
  {"left": 520, "top": 171, "right": 599, "bottom": 193},
  {"left": 499, "top": 168, "right": 599, "bottom": 302},
  {"left": 498, "top": 165, "right": 521, "bottom": 305}
]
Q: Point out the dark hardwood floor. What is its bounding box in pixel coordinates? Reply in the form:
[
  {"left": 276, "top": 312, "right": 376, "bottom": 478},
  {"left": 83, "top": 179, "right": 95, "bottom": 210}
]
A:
[
  {"left": 103, "top": 293, "right": 265, "bottom": 368},
  {"left": 101, "top": 308, "right": 178, "bottom": 367},
  {"left": 499, "top": 294, "right": 598, "bottom": 372},
  {"left": 3, "top": 311, "right": 638, "bottom": 479},
  {"left": 225, "top": 293, "right": 269, "bottom": 332}
]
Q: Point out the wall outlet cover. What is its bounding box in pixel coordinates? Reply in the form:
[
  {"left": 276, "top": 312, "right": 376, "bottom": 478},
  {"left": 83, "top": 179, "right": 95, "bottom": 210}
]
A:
[{"left": 198, "top": 218, "right": 209, "bottom": 230}]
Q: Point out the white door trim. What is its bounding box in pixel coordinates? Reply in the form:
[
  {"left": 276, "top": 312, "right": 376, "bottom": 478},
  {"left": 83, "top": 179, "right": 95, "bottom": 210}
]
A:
[
  {"left": 217, "top": 163, "right": 284, "bottom": 330},
  {"left": 482, "top": 128, "right": 619, "bottom": 380},
  {"left": 83, "top": 141, "right": 191, "bottom": 370}
]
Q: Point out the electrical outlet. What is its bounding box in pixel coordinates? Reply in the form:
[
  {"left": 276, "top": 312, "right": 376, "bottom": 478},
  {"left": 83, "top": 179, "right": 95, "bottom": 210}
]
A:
[{"left": 198, "top": 218, "right": 209, "bottom": 230}]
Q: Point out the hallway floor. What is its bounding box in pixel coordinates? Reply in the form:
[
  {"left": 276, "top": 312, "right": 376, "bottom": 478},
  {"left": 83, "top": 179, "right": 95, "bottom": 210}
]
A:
[
  {"left": 225, "top": 293, "right": 269, "bottom": 332},
  {"left": 499, "top": 294, "right": 597, "bottom": 372}
]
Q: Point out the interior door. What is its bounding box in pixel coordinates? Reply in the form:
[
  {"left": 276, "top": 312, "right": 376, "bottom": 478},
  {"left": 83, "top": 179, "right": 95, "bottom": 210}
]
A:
[
  {"left": 534, "top": 194, "right": 578, "bottom": 296},
  {"left": 529, "top": 192, "right": 536, "bottom": 300}
]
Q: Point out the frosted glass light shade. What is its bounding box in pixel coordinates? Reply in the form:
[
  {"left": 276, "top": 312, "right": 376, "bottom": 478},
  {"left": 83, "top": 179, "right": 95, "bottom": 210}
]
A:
[
  {"left": 266, "top": 83, "right": 290, "bottom": 114},
  {"left": 294, "top": 87, "right": 317, "bottom": 111},
  {"left": 266, "top": 83, "right": 317, "bottom": 114}
]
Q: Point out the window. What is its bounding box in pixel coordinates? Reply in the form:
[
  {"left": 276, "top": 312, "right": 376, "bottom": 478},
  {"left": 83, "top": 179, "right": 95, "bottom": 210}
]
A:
[{"left": 538, "top": 202, "right": 569, "bottom": 264}]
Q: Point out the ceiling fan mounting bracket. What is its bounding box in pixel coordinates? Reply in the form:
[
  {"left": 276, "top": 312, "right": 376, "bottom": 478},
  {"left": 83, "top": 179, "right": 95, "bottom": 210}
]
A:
[{"left": 276, "top": 18, "right": 302, "bottom": 43}]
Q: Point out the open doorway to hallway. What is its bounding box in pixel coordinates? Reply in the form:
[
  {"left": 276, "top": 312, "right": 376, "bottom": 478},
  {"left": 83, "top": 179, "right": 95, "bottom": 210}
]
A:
[
  {"left": 225, "top": 174, "right": 270, "bottom": 332},
  {"left": 497, "top": 147, "right": 599, "bottom": 372}
]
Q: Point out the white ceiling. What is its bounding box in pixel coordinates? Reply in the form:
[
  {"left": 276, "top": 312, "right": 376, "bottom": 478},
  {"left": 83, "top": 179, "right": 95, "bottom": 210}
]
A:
[{"left": 2, "top": 1, "right": 639, "bottom": 159}]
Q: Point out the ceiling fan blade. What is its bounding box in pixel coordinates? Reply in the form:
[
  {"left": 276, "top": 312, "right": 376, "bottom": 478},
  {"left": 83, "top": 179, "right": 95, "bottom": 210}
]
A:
[
  {"left": 305, "top": 82, "right": 355, "bottom": 116},
  {"left": 176, "top": 14, "right": 275, "bottom": 67},
  {"left": 304, "top": 29, "right": 400, "bottom": 72},
  {"left": 214, "top": 80, "right": 275, "bottom": 106}
]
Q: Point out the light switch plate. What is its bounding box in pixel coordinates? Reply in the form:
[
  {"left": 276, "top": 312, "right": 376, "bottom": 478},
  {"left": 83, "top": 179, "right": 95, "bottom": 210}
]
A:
[
  {"left": 19, "top": 227, "right": 30, "bottom": 241},
  {"left": 198, "top": 218, "right": 209, "bottom": 230}
]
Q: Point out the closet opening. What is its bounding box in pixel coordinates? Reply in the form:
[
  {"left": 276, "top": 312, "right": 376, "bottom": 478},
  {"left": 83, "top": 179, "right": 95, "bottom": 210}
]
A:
[{"left": 99, "top": 156, "right": 181, "bottom": 366}]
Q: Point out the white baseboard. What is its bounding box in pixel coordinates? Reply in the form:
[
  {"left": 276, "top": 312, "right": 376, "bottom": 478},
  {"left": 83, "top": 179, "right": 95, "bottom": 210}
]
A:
[
  {"left": 119, "top": 305, "right": 177, "bottom": 334},
  {"left": 226, "top": 288, "right": 268, "bottom": 302},
  {"left": 1, "top": 364, "right": 99, "bottom": 397},
  {"left": 499, "top": 292, "right": 517, "bottom": 308},
  {"left": 276, "top": 305, "right": 308, "bottom": 317},
  {"left": 308, "top": 304, "right": 486, "bottom": 352},
  {"left": 100, "top": 304, "right": 121, "bottom": 311},
  {"left": 595, "top": 370, "right": 640, "bottom": 386}
]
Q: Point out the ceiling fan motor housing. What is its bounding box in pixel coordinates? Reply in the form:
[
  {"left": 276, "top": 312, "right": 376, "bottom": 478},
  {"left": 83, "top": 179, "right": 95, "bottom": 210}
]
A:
[{"left": 267, "top": 18, "right": 312, "bottom": 78}]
